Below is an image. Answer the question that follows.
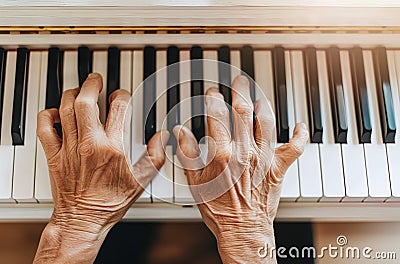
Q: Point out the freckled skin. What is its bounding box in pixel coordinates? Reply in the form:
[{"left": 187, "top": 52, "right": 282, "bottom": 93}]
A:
[
  {"left": 34, "top": 73, "right": 169, "bottom": 263},
  {"left": 174, "top": 76, "right": 308, "bottom": 264}
]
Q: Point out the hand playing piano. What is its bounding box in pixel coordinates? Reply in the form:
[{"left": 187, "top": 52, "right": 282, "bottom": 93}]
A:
[
  {"left": 173, "top": 76, "right": 308, "bottom": 264},
  {"left": 33, "top": 73, "right": 169, "bottom": 263}
]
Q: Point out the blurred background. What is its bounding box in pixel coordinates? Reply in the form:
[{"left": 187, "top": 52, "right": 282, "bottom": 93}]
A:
[{"left": 1, "top": 222, "right": 399, "bottom": 264}]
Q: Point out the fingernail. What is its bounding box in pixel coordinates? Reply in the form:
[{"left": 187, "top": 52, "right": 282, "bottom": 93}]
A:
[{"left": 300, "top": 123, "right": 307, "bottom": 130}]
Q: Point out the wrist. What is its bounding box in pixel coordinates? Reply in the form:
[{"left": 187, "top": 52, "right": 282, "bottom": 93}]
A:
[
  {"left": 217, "top": 224, "right": 276, "bottom": 264},
  {"left": 206, "top": 211, "right": 276, "bottom": 264},
  {"left": 34, "top": 218, "right": 113, "bottom": 263}
]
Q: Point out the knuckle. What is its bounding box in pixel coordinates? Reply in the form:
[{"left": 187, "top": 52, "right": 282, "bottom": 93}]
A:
[
  {"left": 77, "top": 140, "right": 96, "bottom": 157},
  {"left": 59, "top": 106, "right": 75, "bottom": 119},
  {"left": 261, "top": 113, "right": 274, "bottom": 125},
  {"left": 233, "top": 102, "right": 253, "bottom": 117},
  {"left": 110, "top": 99, "right": 128, "bottom": 113},
  {"left": 151, "top": 152, "right": 166, "bottom": 169},
  {"left": 208, "top": 106, "right": 228, "bottom": 118},
  {"left": 74, "top": 97, "right": 96, "bottom": 111},
  {"left": 214, "top": 148, "right": 232, "bottom": 165},
  {"left": 289, "top": 142, "right": 305, "bottom": 157},
  {"left": 37, "top": 127, "right": 54, "bottom": 142}
]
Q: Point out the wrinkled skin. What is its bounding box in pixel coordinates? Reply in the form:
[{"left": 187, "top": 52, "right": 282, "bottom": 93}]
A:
[
  {"left": 174, "top": 76, "right": 308, "bottom": 264},
  {"left": 34, "top": 73, "right": 169, "bottom": 263}
]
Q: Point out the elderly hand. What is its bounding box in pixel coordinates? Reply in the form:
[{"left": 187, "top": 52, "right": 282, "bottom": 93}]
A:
[
  {"left": 34, "top": 73, "right": 168, "bottom": 263},
  {"left": 173, "top": 75, "right": 308, "bottom": 264}
]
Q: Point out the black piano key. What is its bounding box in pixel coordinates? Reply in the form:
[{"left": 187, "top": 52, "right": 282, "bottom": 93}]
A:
[
  {"left": 372, "top": 47, "right": 396, "bottom": 143},
  {"left": 303, "top": 47, "right": 323, "bottom": 143},
  {"left": 46, "top": 47, "right": 63, "bottom": 109},
  {"left": 240, "top": 45, "right": 255, "bottom": 102},
  {"left": 46, "top": 47, "right": 64, "bottom": 137},
  {"left": 11, "top": 48, "right": 29, "bottom": 145},
  {"left": 272, "top": 47, "right": 289, "bottom": 143},
  {"left": 326, "top": 47, "right": 348, "bottom": 143},
  {"left": 0, "top": 48, "right": 6, "bottom": 141},
  {"left": 349, "top": 47, "right": 372, "bottom": 143},
  {"left": 107, "top": 46, "right": 120, "bottom": 114},
  {"left": 167, "top": 46, "right": 180, "bottom": 153},
  {"left": 218, "top": 46, "right": 232, "bottom": 106},
  {"left": 143, "top": 46, "right": 157, "bottom": 144},
  {"left": 78, "top": 46, "right": 92, "bottom": 87},
  {"left": 190, "top": 45, "right": 205, "bottom": 142}
]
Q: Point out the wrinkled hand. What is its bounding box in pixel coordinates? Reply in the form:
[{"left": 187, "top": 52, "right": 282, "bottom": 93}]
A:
[
  {"left": 34, "top": 73, "right": 168, "bottom": 263},
  {"left": 174, "top": 76, "right": 308, "bottom": 263}
]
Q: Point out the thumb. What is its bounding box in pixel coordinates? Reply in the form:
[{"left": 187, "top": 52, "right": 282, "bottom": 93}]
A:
[
  {"left": 131, "top": 130, "right": 169, "bottom": 188},
  {"left": 273, "top": 123, "right": 308, "bottom": 177},
  {"left": 173, "top": 125, "right": 204, "bottom": 176}
]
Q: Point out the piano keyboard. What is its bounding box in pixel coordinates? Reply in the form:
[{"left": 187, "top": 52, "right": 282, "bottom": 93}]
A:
[{"left": 1, "top": 36, "right": 400, "bottom": 221}]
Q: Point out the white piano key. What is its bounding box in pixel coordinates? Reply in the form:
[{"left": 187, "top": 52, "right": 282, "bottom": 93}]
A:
[
  {"left": 0, "top": 51, "right": 16, "bottom": 202},
  {"left": 230, "top": 50, "right": 241, "bottom": 82},
  {"left": 278, "top": 51, "right": 300, "bottom": 201},
  {"left": 120, "top": 51, "right": 132, "bottom": 161},
  {"left": 254, "top": 50, "right": 275, "bottom": 108},
  {"left": 131, "top": 50, "right": 150, "bottom": 203},
  {"left": 174, "top": 50, "right": 194, "bottom": 204},
  {"left": 316, "top": 51, "right": 345, "bottom": 201},
  {"left": 151, "top": 50, "right": 173, "bottom": 202},
  {"left": 363, "top": 50, "right": 391, "bottom": 201},
  {"left": 340, "top": 50, "right": 369, "bottom": 202},
  {"left": 93, "top": 51, "right": 108, "bottom": 124},
  {"left": 203, "top": 50, "right": 218, "bottom": 91},
  {"left": 63, "top": 51, "right": 79, "bottom": 89},
  {"left": 290, "top": 51, "right": 322, "bottom": 201},
  {"left": 1, "top": 52, "right": 15, "bottom": 146},
  {"left": 35, "top": 52, "right": 52, "bottom": 202},
  {"left": 12, "top": 52, "right": 41, "bottom": 203},
  {"left": 386, "top": 50, "right": 400, "bottom": 202}
]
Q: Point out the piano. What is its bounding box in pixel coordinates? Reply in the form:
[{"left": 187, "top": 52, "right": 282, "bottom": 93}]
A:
[{"left": 1, "top": 1, "right": 400, "bottom": 222}]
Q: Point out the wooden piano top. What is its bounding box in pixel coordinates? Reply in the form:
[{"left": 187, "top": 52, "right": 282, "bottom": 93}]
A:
[{"left": 1, "top": 0, "right": 400, "bottom": 27}]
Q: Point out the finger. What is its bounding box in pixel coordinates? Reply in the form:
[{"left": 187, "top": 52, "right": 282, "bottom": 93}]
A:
[
  {"left": 132, "top": 130, "right": 170, "bottom": 188},
  {"left": 74, "top": 73, "right": 103, "bottom": 139},
  {"left": 231, "top": 75, "right": 254, "bottom": 150},
  {"left": 274, "top": 123, "right": 309, "bottom": 175},
  {"left": 254, "top": 98, "right": 275, "bottom": 152},
  {"left": 105, "top": 89, "right": 131, "bottom": 137},
  {"left": 173, "top": 125, "right": 204, "bottom": 175},
  {"left": 36, "top": 109, "right": 62, "bottom": 159},
  {"left": 205, "top": 88, "right": 231, "bottom": 147},
  {"left": 59, "top": 88, "right": 79, "bottom": 144}
]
